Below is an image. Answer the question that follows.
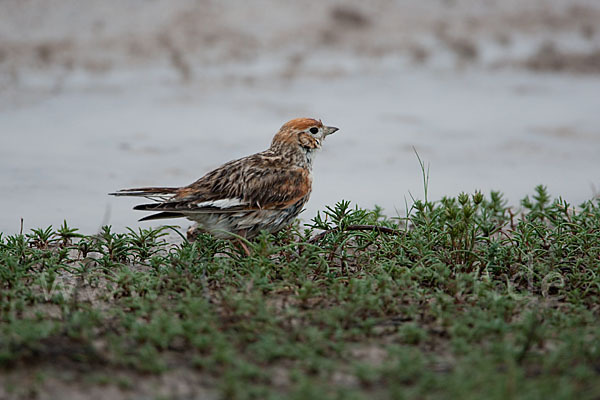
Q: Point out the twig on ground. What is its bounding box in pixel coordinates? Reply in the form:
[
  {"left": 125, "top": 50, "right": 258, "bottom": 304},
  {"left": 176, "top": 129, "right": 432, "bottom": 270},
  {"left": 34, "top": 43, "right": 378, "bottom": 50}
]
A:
[{"left": 309, "top": 224, "right": 402, "bottom": 244}]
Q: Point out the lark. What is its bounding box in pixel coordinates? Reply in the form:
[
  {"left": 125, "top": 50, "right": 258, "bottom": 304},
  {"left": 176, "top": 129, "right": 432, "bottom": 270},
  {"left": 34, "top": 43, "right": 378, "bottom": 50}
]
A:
[{"left": 110, "top": 118, "right": 339, "bottom": 239}]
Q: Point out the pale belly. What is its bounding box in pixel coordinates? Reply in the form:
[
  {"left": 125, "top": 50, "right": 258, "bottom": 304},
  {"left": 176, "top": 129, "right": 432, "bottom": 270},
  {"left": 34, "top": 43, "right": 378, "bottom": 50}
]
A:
[{"left": 185, "top": 199, "right": 306, "bottom": 239}]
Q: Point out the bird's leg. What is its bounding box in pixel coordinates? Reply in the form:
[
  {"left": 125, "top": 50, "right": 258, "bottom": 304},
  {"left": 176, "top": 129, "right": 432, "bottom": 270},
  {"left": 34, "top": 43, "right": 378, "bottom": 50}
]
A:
[
  {"left": 186, "top": 224, "right": 200, "bottom": 241},
  {"left": 237, "top": 239, "right": 251, "bottom": 257},
  {"left": 234, "top": 230, "right": 251, "bottom": 257}
]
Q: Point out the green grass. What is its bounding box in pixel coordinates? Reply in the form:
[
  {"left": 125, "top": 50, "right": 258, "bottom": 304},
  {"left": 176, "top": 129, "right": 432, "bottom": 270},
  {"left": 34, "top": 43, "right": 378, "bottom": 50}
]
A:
[{"left": 1, "top": 185, "right": 600, "bottom": 399}]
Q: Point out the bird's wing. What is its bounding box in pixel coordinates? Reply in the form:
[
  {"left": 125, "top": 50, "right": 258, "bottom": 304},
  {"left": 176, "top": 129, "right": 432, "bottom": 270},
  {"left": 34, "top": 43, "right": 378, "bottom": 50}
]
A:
[{"left": 131, "top": 155, "right": 312, "bottom": 215}]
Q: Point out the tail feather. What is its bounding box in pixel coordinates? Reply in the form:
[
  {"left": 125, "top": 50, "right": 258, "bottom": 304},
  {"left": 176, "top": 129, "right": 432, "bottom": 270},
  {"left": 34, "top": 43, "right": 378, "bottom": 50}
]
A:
[
  {"left": 110, "top": 186, "right": 186, "bottom": 221},
  {"left": 139, "top": 212, "right": 185, "bottom": 221},
  {"left": 109, "top": 187, "right": 179, "bottom": 197},
  {"left": 133, "top": 203, "right": 169, "bottom": 211}
]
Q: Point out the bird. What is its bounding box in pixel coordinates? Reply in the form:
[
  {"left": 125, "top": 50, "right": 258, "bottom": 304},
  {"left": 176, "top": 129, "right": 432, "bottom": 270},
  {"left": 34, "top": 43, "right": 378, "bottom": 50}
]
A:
[{"left": 110, "top": 118, "right": 339, "bottom": 240}]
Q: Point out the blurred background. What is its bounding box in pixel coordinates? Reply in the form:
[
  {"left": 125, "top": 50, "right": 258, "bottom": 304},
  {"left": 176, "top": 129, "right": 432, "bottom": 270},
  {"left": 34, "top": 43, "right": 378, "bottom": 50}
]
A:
[{"left": 1, "top": 0, "right": 599, "bottom": 234}]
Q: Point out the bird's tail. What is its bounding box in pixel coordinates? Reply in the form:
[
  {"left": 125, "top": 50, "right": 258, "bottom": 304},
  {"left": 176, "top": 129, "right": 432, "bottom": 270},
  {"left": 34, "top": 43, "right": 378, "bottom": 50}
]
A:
[
  {"left": 110, "top": 187, "right": 186, "bottom": 221},
  {"left": 109, "top": 187, "right": 180, "bottom": 202},
  {"left": 109, "top": 187, "right": 179, "bottom": 196},
  {"left": 138, "top": 211, "right": 185, "bottom": 221},
  {"left": 109, "top": 187, "right": 178, "bottom": 196}
]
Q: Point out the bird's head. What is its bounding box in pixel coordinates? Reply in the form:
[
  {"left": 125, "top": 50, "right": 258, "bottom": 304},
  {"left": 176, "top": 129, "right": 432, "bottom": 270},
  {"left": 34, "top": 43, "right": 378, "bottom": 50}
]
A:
[{"left": 271, "top": 118, "right": 339, "bottom": 151}]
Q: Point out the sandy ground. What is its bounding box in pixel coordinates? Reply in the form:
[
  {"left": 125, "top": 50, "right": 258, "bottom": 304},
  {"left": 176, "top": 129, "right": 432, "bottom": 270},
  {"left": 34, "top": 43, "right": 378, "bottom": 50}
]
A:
[{"left": 1, "top": 0, "right": 600, "bottom": 234}]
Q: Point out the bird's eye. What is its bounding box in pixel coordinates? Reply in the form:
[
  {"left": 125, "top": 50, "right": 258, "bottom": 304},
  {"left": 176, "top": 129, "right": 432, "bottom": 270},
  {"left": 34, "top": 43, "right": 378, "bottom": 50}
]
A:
[{"left": 309, "top": 127, "right": 319, "bottom": 134}]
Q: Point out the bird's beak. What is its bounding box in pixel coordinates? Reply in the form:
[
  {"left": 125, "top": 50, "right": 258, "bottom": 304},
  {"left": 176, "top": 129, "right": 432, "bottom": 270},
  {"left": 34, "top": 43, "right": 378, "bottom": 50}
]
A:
[{"left": 324, "top": 126, "right": 339, "bottom": 136}]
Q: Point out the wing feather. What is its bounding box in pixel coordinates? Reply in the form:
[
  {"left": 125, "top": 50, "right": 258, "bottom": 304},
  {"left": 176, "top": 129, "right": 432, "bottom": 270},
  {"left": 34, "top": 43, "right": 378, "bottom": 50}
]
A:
[{"left": 111, "top": 151, "right": 311, "bottom": 219}]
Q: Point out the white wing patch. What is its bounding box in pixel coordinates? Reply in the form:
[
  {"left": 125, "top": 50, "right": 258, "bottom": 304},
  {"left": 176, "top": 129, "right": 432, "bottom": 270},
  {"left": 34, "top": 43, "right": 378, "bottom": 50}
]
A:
[{"left": 195, "top": 198, "right": 247, "bottom": 209}]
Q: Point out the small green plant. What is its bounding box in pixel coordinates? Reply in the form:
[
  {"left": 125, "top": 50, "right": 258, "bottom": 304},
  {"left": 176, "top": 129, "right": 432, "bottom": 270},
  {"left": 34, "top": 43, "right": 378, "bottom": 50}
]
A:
[
  {"left": 1, "top": 188, "right": 599, "bottom": 399},
  {"left": 56, "top": 220, "right": 83, "bottom": 245}
]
